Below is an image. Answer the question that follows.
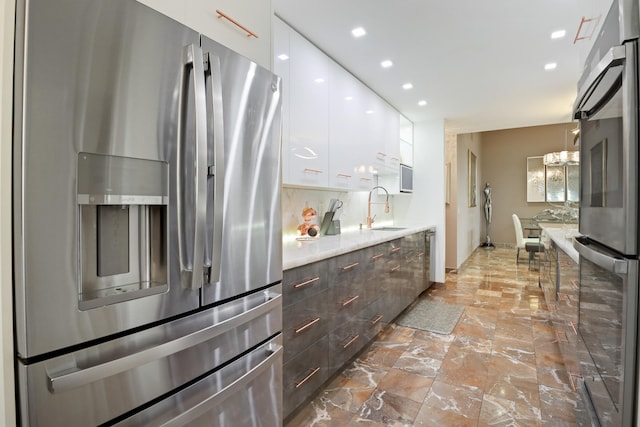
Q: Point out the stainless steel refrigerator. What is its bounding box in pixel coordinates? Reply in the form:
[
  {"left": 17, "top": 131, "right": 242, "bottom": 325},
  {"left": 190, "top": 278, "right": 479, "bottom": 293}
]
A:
[{"left": 12, "top": 1, "right": 283, "bottom": 425}]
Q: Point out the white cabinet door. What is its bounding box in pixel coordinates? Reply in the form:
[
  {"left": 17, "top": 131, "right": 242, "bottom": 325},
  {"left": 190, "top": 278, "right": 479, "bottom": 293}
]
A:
[
  {"left": 328, "top": 62, "right": 374, "bottom": 191},
  {"left": 137, "top": 0, "right": 271, "bottom": 69},
  {"left": 286, "top": 31, "right": 329, "bottom": 188},
  {"left": 273, "top": 19, "right": 291, "bottom": 184},
  {"left": 382, "top": 103, "right": 401, "bottom": 174},
  {"left": 399, "top": 115, "right": 413, "bottom": 167},
  {"left": 361, "top": 93, "right": 399, "bottom": 177}
]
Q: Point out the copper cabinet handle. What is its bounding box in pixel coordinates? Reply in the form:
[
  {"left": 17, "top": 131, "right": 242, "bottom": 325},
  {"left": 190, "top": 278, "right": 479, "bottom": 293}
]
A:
[
  {"left": 293, "top": 277, "right": 320, "bottom": 289},
  {"left": 341, "top": 262, "right": 359, "bottom": 271},
  {"left": 371, "top": 253, "right": 384, "bottom": 260},
  {"left": 568, "top": 372, "right": 582, "bottom": 391},
  {"left": 371, "top": 314, "right": 384, "bottom": 325},
  {"left": 342, "top": 335, "right": 359, "bottom": 349},
  {"left": 295, "top": 367, "right": 320, "bottom": 388},
  {"left": 303, "top": 168, "right": 323, "bottom": 174},
  {"left": 295, "top": 317, "right": 320, "bottom": 334},
  {"left": 216, "top": 9, "right": 258, "bottom": 38},
  {"left": 359, "top": 177, "right": 372, "bottom": 181},
  {"left": 390, "top": 265, "right": 400, "bottom": 272},
  {"left": 570, "top": 279, "right": 579, "bottom": 289},
  {"left": 569, "top": 320, "right": 577, "bottom": 335},
  {"left": 391, "top": 247, "right": 401, "bottom": 253},
  {"left": 376, "top": 152, "right": 387, "bottom": 157},
  {"left": 336, "top": 173, "right": 352, "bottom": 178},
  {"left": 342, "top": 295, "right": 359, "bottom": 307}
]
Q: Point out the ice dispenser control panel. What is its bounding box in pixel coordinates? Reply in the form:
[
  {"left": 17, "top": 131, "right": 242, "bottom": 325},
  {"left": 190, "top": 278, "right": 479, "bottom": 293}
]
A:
[{"left": 77, "top": 153, "right": 169, "bottom": 310}]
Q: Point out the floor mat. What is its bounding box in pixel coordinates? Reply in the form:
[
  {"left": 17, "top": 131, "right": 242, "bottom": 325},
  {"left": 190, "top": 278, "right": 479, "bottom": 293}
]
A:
[{"left": 396, "top": 300, "right": 464, "bottom": 335}]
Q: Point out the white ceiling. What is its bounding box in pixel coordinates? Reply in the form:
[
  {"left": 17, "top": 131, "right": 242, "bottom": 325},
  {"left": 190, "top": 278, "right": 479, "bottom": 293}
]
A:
[{"left": 272, "top": 0, "right": 610, "bottom": 134}]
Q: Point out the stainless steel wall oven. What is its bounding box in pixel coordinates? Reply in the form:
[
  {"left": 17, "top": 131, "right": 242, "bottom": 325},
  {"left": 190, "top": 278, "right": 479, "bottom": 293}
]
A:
[{"left": 573, "top": 0, "right": 640, "bottom": 425}]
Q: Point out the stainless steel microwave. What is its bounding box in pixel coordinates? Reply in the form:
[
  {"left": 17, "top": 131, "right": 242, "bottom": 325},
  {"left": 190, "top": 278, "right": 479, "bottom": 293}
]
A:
[{"left": 400, "top": 163, "right": 413, "bottom": 193}]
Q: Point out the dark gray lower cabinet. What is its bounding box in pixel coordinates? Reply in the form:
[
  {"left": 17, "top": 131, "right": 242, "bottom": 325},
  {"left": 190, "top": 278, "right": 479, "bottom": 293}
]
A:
[
  {"left": 539, "top": 240, "right": 579, "bottom": 387},
  {"left": 282, "top": 231, "right": 429, "bottom": 419}
]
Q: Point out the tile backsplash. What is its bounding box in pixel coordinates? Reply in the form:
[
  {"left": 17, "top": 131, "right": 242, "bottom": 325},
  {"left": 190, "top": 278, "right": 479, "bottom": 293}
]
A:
[{"left": 282, "top": 186, "right": 395, "bottom": 240}]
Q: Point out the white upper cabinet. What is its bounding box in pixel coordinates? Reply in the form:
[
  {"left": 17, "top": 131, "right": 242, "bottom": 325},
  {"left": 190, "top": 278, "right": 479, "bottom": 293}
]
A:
[
  {"left": 136, "top": 0, "right": 271, "bottom": 69},
  {"left": 285, "top": 30, "right": 330, "bottom": 188},
  {"left": 274, "top": 20, "right": 404, "bottom": 192},
  {"left": 399, "top": 115, "right": 413, "bottom": 167},
  {"left": 328, "top": 62, "right": 375, "bottom": 191}
]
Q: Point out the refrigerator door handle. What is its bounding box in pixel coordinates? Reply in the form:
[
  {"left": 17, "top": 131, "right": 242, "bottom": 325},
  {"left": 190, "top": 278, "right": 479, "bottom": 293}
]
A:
[
  {"left": 573, "top": 44, "right": 626, "bottom": 119},
  {"left": 177, "top": 44, "right": 208, "bottom": 289},
  {"left": 574, "top": 236, "right": 629, "bottom": 274},
  {"left": 158, "top": 343, "right": 283, "bottom": 427},
  {"left": 46, "top": 293, "right": 282, "bottom": 393},
  {"left": 204, "top": 52, "right": 224, "bottom": 285}
]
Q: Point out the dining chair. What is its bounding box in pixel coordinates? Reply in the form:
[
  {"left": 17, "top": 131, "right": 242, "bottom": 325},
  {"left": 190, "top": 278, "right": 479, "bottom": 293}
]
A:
[{"left": 512, "top": 214, "right": 539, "bottom": 263}]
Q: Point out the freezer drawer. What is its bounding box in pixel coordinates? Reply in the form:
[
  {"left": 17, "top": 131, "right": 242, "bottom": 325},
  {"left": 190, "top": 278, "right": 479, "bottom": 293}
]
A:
[
  {"left": 17, "top": 287, "right": 282, "bottom": 426},
  {"left": 115, "top": 336, "right": 283, "bottom": 427}
]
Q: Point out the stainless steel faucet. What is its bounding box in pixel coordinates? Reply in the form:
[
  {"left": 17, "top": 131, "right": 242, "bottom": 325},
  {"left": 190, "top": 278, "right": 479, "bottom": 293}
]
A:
[{"left": 367, "top": 186, "right": 389, "bottom": 228}]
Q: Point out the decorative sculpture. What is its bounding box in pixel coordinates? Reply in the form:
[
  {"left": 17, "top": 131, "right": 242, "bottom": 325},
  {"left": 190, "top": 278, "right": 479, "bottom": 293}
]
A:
[{"left": 481, "top": 182, "right": 495, "bottom": 248}]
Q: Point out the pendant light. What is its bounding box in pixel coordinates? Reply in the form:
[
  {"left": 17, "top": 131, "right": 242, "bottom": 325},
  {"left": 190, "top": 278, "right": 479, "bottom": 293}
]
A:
[{"left": 543, "top": 125, "right": 580, "bottom": 166}]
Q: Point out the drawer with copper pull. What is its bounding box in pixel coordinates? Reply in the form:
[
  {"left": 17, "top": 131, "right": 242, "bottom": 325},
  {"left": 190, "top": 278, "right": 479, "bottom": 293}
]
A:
[
  {"left": 283, "top": 289, "right": 329, "bottom": 362},
  {"left": 283, "top": 336, "right": 329, "bottom": 418},
  {"left": 283, "top": 262, "right": 328, "bottom": 308},
  {"left": 328, "top": 322, "right": 365, "bottom": 372}
]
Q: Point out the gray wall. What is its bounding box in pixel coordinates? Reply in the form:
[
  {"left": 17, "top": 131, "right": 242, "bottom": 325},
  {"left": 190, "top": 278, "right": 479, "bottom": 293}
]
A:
[{"left": 480, "top": 122, "right": 576, "bottom": 246}]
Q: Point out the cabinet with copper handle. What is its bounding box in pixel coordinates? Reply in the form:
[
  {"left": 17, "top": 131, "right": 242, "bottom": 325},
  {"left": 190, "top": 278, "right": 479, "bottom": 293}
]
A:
[
  {"left": 283, "top": 262, "right": 327, "bottom": 308},
  {"left": 283, "top": 336, "right": 329, "bottom": 418}
]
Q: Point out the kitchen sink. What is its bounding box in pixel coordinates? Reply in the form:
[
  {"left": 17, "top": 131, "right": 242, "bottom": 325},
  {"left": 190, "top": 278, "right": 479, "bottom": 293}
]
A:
[{"left": 372, "top": 226, "right": 407, "bottom": 231}]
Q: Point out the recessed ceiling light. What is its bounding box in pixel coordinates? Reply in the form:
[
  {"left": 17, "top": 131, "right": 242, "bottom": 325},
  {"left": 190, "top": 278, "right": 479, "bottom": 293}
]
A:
[
  {"left": 344, "top": 96, "right": 353, "bottom": 101},
  {"left": 351, "top": 27, "right": 366, "bottom": 38},
  {"left": 365, "top": 110, "right": 374, "bottom": 114},
  {"left": 418, "top": 100, "right": 427, "bottom": 107},
  {"left": 277, "top": 54, "right": 289, "bottom": 61},
  {"left": 402, "top": 83, "right": 413, "bottom": 90},
  {"left": 551, "top": 30, "right": 566, "bottom": 39},
  {"left": 314, "top": 77, "right": 325, "bottom": 83},
  {"left": 380, "top": 60, "right": 393, "bottom": 68},
  {"left": 544, "top": 63, "right": 557, "bottom": 71}
]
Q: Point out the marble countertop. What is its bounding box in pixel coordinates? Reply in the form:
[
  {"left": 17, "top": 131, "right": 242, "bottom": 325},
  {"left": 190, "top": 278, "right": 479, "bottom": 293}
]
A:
[
  {"left": 539, "top": 223, "right": 580, "bottom": 263},
  {"left": 283, "top": 223, "right": 435, "bottom": 270}
]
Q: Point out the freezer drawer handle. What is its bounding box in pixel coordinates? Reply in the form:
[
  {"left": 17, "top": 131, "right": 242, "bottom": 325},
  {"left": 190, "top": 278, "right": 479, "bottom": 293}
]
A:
[
  {"left": 46, "top": 294, "right": 281, "bottom": 393},
  {"left": 574, "top": 237, "right": 629, "bottom": 274},
  {"left": 160, "top": 343, "right": 282, "bottom": 427}
]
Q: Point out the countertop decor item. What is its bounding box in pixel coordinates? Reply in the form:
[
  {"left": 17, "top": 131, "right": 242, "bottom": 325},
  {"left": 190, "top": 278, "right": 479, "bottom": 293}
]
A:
[{"left": 297, "top": 207, "right": 320, "bottom": 237}]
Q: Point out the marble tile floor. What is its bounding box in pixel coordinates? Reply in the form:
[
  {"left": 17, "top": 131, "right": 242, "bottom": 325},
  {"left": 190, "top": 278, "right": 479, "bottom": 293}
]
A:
[{"left": 284, "top": 247, "right": 577, "bottom": 427}]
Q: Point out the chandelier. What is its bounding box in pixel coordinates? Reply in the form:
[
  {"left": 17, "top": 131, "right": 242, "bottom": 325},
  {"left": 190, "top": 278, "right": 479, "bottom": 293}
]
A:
[
  {"left": 543, "top": 126, "right": 580, "bottom": 166},
  {"left": 543, "top": 150, "right": 579, "bottom": 166}
]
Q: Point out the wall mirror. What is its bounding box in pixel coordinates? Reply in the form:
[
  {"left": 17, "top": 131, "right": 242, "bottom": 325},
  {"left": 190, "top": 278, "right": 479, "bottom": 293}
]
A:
[
  {"left": 526, "top": 155, "right": 580, "bottom": 203},
  {"left": 526, "top": 156, "right": 545, "bottom": 202},
  {"left": 468, "top": 150, "right": 477, "bottom": 207}
]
